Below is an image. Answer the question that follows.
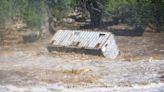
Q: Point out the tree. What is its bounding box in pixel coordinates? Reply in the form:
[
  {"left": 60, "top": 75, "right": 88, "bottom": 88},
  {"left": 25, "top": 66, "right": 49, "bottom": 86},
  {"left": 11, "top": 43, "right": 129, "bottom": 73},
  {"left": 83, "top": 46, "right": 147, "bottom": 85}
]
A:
[
  {"left": 151, "top": 0, "right": 164, "bottom": 32},
  {"left": 46, "top": 0, "right": 74, "bottom": 20},
  {"left": 0, "top": 0, "right": 13, "bottom": 27},
  {"left": 0, "top": 0, "right": 46, "bottom": 29},
  {"left": 137, "top": 0, "right": 164, "bottom": 32},
  {"left": 77, "top": 0, "right": 108, "bottom": 26}
]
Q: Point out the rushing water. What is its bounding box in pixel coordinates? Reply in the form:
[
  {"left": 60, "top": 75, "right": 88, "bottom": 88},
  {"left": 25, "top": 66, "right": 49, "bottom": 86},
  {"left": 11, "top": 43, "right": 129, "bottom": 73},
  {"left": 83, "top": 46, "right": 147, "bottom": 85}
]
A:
[
  {"left": 0, "top": 83, "right": 164, "bottom": 92},
  {"left": 0, "top": 50, "right": 164, "bottom": 92}
]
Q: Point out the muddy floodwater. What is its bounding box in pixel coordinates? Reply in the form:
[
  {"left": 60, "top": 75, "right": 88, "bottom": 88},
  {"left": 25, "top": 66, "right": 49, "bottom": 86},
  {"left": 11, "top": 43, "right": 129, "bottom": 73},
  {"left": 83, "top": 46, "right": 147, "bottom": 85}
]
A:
[
  {"left": 0, "top": 32, "right": 164, "bottom": 92},
  {"left": 0, "top": 44, "right": 164, "bottom": 92}
]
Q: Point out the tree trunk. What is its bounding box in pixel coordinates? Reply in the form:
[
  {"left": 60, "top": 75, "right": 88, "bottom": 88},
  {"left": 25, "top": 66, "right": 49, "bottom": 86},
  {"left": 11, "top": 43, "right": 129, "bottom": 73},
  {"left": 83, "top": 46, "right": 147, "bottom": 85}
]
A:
[
  {"left": 48, "top": 17, "right": 56, "bottom": 34},
  {"left": 86, "top": 0, "right": 102, "bottom": 26},
  {"left": 153, "top": 0, "right": 163, "bottom": 32},
  {"left": 90, "top": 10, "right": 102, "bottom": 26}
]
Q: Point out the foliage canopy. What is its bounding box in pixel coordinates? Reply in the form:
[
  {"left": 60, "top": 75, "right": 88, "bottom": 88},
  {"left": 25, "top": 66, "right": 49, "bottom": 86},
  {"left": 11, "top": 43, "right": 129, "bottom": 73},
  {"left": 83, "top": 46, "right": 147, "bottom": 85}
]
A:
[{"left": 0, "top": 0, "right": 163, "bottom": 32}]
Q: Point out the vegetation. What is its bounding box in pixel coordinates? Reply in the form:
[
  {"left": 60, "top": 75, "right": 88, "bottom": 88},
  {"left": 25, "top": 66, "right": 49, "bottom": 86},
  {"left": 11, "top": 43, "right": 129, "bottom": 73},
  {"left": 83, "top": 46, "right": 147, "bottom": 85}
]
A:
[
  {"left": 0, "top": 0, "right": 163, "bottom": 32},
  {"left": 75, "top": 0, "right": 164, "bottom": 31},
  {"left": 0, "top": 0, "right": 46, "bottom": 30}
]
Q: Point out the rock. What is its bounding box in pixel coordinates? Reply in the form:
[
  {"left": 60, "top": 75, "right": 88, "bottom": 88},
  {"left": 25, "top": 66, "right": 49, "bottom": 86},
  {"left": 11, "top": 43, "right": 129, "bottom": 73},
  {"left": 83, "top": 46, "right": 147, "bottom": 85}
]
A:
[{"left": 63, "top": 18, "right": 75, "bottom": 23}]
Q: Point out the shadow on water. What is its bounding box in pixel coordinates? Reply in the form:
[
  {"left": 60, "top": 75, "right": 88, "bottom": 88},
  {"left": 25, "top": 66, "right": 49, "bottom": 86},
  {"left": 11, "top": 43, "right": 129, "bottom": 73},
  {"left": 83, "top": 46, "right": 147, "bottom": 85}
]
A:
[
  {"left": 79, "top": 21, "right": 145, "bottom": 37},
  {"left": 110, "top": 27, "right": 144, "bottom": 36}
]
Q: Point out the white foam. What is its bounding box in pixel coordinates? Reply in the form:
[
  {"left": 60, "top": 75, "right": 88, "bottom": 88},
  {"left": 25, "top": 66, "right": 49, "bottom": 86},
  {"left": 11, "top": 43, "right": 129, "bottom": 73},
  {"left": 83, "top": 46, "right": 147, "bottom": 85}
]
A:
[{"left": 0, "top": 83, "right": 164, "bottom": 92}]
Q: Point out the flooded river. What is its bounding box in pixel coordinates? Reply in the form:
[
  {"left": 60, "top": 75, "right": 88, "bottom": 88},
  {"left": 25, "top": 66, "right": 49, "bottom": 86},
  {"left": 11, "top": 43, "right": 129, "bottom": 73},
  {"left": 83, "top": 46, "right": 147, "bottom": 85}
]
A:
[{"left": 0, "top": 47, "right": 164, "bottom": 92}]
